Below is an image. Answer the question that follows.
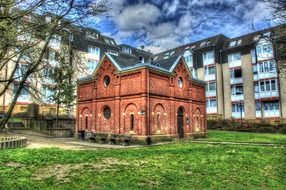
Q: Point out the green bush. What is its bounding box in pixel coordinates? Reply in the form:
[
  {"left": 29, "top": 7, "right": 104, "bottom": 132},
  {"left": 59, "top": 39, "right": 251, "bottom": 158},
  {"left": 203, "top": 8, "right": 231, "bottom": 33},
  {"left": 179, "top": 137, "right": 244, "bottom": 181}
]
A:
[
  {"left": 278, "top": 124, "right": 286, "bottom": 134},
  {"left": 206, "top": 119, "right": 285, "bottom": 134},
  {"left": 207, "top": 120, "right": 219, "bottom": 129},
  {"left": 256, "top": 126, "right": 277, "bottom": 133}
]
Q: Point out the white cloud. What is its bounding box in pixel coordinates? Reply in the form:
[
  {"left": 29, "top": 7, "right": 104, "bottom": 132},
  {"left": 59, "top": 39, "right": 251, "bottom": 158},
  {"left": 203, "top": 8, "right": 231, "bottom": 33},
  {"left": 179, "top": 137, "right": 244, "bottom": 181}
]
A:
[
  {"left": 116, "top": 3, "right": 161, "bottom": 31},
  {"left": 101, "top": 0, "right": 274, "bottom": 53},
  {"left": 175, "top": 12, "right": 193, "bottom": 36},
  {"left": 243, "top": 2, "right": 271, "bottom": 24},
  {"left": 147, "top": 22, "right": 176, "bottom": 39},
  {"left": 163, "top": 0, "right": 180, "bottom": 16},
  {"left": 107, "top": 0, "right": 126, "bottom": 17}
]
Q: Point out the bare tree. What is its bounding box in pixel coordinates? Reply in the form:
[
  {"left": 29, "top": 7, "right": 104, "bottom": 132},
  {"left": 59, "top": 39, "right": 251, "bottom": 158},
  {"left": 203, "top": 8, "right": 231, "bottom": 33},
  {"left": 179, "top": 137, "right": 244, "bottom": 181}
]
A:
[
  {"left": 0, "top": 0, "right": 108, "bottom": 132},
  {"left": 261, "top": 0, "right": 286, "bottom": 77}
]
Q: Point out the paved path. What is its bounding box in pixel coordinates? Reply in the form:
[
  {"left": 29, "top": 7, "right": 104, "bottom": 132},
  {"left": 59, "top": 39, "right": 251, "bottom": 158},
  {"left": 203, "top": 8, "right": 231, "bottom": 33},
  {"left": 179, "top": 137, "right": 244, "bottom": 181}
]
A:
[
  {"left": 3, "top": 130, "right": 286, "bottom": 150},
  {"left": 6, "top": 130, "right": 147, "bottom": 150}
]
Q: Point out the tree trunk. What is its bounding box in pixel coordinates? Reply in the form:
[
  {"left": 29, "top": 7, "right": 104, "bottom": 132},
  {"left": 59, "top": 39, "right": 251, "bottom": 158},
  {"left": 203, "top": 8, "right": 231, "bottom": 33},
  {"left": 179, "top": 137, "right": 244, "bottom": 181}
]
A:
[
  {"left": 56, "top": 92, "right": 60, "bottom": 128},
  {"left": 0, "top": 35, "right": 53, "bottom": 133}
]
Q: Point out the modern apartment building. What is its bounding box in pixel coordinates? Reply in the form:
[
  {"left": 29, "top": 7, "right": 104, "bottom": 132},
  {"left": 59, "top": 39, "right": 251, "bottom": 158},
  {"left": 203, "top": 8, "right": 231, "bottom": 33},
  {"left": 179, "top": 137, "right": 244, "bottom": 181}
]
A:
[
  {"left": 221, "top": 30, "right": 285, "bottom": 121},
  {"left": 152, "top": 25, "right": 286, "bottom": 122}
]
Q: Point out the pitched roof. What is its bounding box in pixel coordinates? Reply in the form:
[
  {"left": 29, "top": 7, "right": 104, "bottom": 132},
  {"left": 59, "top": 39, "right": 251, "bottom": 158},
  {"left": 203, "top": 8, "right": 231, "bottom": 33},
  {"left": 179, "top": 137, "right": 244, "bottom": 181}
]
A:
[
  {"left": 152, "top": 34, "right": 227, "bottom": 61},
  {"left": 105, "top": 52, "right": 181, "bottom": 73},
  {"left": 222, "top": 25, "right": 286, "bottom": 51}
]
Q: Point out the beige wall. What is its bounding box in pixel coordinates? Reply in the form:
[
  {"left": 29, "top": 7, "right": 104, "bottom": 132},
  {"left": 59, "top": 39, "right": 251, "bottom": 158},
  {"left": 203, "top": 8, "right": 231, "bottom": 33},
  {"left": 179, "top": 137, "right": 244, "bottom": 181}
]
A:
[
  {"left": 241, "top": 52, "right": 256, "bottom": 119},
  {"left": 279, "top": 60, "right": 286, "bottom": 119},
  {"left": 216, "top": 63, "right": 224, "bottom": 116},
  {"left": 197, "top": 67, "right": 205, "bottom": 81},
  {"left": 222, "top": 63, "right": 231, "bottom": 118}
]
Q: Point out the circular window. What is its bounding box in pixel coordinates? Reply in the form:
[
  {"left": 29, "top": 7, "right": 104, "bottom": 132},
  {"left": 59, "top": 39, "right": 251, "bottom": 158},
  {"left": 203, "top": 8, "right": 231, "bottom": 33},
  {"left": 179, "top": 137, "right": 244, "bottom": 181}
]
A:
[
  {"left": 103, "top": 106, "right": 111, "bottom": 119},
  {"left": 103, "top": 76, "right": 110, "bottom": 87},
  {"left": 178, "top": 77, "right": 183, "bottom": 88}
]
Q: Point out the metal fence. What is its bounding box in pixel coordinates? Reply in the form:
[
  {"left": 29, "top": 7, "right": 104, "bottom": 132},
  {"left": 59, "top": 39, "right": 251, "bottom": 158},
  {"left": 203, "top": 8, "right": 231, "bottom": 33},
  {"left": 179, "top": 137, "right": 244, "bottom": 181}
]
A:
[{"left": 0, "top": 137, "right": 27, "bottom": 149}]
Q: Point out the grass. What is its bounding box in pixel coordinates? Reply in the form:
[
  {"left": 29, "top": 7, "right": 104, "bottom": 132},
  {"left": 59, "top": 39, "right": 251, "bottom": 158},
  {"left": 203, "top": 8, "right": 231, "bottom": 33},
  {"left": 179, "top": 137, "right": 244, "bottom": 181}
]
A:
[
  {"left": 0, "top": 139, "right": 286, "bottom": 189},
  {"left": 202, "top": 130, "right": 286, "bottom": 144},
  {"left": 8, "top": 117, "right": 23, "bottom": 123}
]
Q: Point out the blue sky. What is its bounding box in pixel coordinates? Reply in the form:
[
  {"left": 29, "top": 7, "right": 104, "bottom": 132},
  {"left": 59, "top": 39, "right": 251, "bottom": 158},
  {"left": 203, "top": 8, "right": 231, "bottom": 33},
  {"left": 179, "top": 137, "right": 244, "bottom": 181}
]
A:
[{"left": 89, "top": 0, "right": 274, "bottom": 53}]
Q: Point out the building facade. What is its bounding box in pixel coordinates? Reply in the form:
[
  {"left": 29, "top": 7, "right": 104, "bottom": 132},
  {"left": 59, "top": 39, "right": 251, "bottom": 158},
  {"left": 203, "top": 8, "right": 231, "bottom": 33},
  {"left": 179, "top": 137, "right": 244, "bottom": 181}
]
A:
[
  {"left": 76, "top": 53, "right": 207, "bottom": 143},
  {"left": 152, "top": 26, "right": 286, "bottom": 122}
]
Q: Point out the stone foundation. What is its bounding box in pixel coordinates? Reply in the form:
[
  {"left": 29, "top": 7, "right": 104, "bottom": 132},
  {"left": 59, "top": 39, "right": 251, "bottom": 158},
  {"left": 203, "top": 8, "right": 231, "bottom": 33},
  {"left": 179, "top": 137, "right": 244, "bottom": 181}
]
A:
[{"left": 77, "top": 132, "right": 208, "bottom": 145}]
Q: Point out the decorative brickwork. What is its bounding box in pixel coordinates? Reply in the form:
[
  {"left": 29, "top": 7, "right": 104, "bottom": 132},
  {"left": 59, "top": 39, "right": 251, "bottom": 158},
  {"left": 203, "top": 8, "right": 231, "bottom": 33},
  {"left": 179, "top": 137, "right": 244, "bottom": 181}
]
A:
[{"left": 77, "top": 56, "right": 207, "bottom": 144}]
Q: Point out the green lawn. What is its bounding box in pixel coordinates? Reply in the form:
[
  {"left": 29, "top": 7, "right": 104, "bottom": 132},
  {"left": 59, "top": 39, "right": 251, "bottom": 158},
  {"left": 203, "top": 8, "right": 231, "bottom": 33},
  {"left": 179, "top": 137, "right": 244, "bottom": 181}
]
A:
[
  {"left": 202, "top": 130, "right": 286, "bottom": 144},
  {"left": 0, "top": 140, "right": 286, "bottom": 189}
]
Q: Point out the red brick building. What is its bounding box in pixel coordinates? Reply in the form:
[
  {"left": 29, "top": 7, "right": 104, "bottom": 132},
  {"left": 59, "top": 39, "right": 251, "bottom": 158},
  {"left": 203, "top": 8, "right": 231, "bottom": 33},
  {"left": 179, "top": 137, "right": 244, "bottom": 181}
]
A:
[{"left": 76, "top": 52, "right": 207, "bottom": 144}]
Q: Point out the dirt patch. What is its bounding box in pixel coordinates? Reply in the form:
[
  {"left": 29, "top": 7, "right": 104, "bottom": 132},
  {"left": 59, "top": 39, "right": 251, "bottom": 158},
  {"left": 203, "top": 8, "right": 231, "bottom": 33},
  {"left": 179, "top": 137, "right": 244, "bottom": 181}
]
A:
[
  {"left": 32, "top": 158, "right": 132, "bottom": 183},
  {"left": 2, "top": 162, "right": 24, "bottom": 168}
]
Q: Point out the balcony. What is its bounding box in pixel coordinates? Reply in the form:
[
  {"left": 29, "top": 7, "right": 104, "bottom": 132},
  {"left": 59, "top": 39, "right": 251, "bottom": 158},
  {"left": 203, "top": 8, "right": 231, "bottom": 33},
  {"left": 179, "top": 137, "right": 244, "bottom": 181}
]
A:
[
  {"left": 230, "top": 77, "right": 243, "bottom": 85},
  {"left": 49, "top": 40, "right": 60, "bottom": 50},
  {"left": 207, "top": 107, "right": 217, "bottom": 114},
  {"left": 205, "top": 74, "right": 215, "bottom": 81},
  {"left": 256, "top": 111, "right": 262, "bottom": 118},
  {"left": 232, "top": 112, "right": 245, "bottom": 118},
  {"left": 17, "top": 95, "right": 30, "bottom": 102},
  {"left": 203, "top": 58, "right": 215, "bottom": 66},
  {"left": 257, "top": 53, "right": 273, "bottom": 62},
  {"left": 229, "top": 60, "right": 241, "bottom": 68},
  {"left": 264, "top": 110, "right": 280, "bottom": 118},
  {"left": 206, "top": 90, "right": 216, "bottom": 97},
  {"left": 255, "top": 91, "right": 279, "bottom": 99},
  {"left": 253, "top": 71, "right": 277, "bottom": 81},
  {"left": 231, "top": 94, "right": 244, "bottom": 102}
]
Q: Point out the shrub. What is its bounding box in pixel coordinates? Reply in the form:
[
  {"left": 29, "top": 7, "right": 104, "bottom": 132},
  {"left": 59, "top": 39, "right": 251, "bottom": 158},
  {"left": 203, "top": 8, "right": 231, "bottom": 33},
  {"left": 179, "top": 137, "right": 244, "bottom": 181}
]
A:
[
  {"left": 207, "top": 120, "right": 219, "bottom": 129},
  {"left": 278, "top": 124, "right": 286, "bottom": 134},
  {"left": 13, "top": 112, "right": 28, "bottom": 118},
  {"left": 256, "top": 126, "right": 277, "bottom": 133}
]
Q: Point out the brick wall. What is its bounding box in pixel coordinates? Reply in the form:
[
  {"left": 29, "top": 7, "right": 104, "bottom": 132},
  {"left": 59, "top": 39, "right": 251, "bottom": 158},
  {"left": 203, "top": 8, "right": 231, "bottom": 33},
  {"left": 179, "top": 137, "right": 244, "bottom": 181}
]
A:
[{"left": 77, "top": 58, "right": 207, "bottom": 141}]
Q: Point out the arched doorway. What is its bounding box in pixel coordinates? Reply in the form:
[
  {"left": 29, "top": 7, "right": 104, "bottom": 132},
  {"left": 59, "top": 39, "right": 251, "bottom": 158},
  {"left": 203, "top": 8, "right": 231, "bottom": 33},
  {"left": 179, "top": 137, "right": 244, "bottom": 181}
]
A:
[
  {"left": 80, "top": 107, "right": 91, "bottom": 131},
  {"left": 194, "top": 108, "right": 202, "bottom": 132},
  {"left": 177, "top": 107, "right": 184, "bottom": 138}
]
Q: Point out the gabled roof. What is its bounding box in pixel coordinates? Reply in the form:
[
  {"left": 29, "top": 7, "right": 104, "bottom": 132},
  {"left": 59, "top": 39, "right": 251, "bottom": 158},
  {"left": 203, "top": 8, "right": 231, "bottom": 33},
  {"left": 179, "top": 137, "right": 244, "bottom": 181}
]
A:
[
  {"left": 105, "top": 52, "right": 182, "bottom": 73},
  {"left": 78, "top": 52, "right": 205, "bottom": 86}
]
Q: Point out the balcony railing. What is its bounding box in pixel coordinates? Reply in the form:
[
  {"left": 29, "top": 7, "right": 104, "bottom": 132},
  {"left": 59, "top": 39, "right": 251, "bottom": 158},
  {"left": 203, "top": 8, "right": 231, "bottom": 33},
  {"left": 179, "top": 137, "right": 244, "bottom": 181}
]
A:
[
  {"left": 207, "top": 107, "right": 217, "bottom": 114},
  {"left": 231, "top": 94, "right": 244, "bottom": 101},
  {"left": 257, "top": 53, "right": 273, "bottom": 61},
  {"left": 230, "top": 77, "right": 243, "bottom": 84},
  {"left": 255, "top": 91, "right": 279, "bottom": 99},
  {"left": 203, "top": 59, "right": 215, "bottom": 66},
  {"left": 232, "top": 112, "right": 245, "bottom": 118},
  {"left": 256, "top": 111, "right": 262, "bottom": 118},
  {"left": 17, "top": 95, "right": 30, "bottom": 102},
  {"left": 229, "top": 60, "right": 241, "bottom": 68},
  {"left": 205, "top": 74, "right": 216, "bottom": 81},
  {"left": 264, "top": 110, "right": 280, "bottom": 118},
  {"left": 253, "top": 71, "right": 277, "bottom": 81},
  {"left": 206, "top": 90, "right": 216, "bottom": 97}
]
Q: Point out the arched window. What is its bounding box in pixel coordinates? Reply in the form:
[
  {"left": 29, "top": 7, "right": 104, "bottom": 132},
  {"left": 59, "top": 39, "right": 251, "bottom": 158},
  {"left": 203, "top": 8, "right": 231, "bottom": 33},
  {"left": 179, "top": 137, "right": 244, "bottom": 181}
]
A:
[
  {"left": 178, "top": 77, "right": 183, "bottom": 88},
  {"left": 130, "top": 114, "right": 134, "bottom": 130},
  {"left": 156, "top": 113, "right": 161, "bottom": 130}
]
